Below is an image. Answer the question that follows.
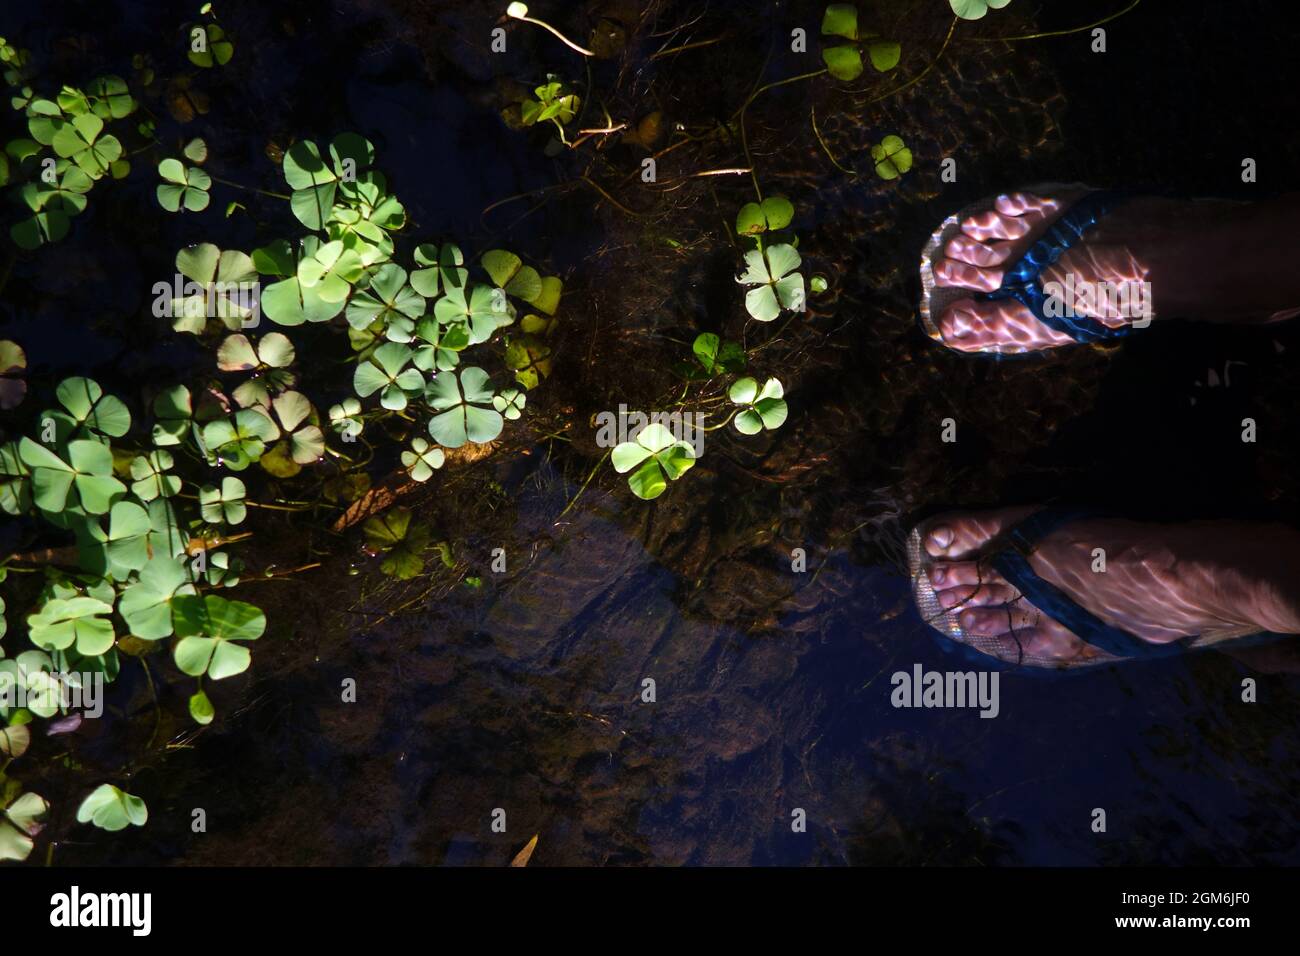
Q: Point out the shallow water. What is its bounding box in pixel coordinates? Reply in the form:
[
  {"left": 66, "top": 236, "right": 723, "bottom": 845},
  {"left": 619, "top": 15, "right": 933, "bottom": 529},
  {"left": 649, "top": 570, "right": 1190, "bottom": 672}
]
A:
[{"left": 5, "top": 0, "right": 1300, "bottom": 865}]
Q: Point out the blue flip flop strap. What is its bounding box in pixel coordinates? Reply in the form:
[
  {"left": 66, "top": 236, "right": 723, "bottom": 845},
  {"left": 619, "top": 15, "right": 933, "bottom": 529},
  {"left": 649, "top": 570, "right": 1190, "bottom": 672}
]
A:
[
  {"left": 977, "top": 191, "right": 1134, "bottom": 345},
  {"left": 988, "top": 509, "right": 1190, "bottom": 659}
]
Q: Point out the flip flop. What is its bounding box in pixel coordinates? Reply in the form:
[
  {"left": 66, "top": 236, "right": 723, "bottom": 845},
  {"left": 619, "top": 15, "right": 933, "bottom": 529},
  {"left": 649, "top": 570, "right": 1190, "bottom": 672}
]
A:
[
  {"left": 908, "top": 507, "right": 1292, "bottom": 670},
  {"left": 919, "top": 184, "right": 1137, "bottom": 356}
]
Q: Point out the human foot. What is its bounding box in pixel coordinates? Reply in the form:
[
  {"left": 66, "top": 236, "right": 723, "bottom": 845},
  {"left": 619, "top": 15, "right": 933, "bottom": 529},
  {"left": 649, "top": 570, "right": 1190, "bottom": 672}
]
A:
[
  {"left": 913, "top": 507, "right": 1300, "bottom": 667},
  {"left": 922, "top": 189, "right": 1300, "bottom": 354}
]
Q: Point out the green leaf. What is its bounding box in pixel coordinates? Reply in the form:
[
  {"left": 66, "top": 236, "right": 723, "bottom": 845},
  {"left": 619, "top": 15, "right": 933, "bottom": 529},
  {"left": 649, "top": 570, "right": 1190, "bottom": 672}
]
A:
[
  {"left": 821, "top": 45, "right": 864, "bottom": 81},
  {"left": 821, "top": 3, "right": 859, "bottom": 39},
  {"left": 171, "top": 594, "right": 264, "bottom": 680},
  {"left": 189, "top": 690, "right": 215, "bottom": 725},
  {"left": 76, "top": 784, "right": 147, "bottom": 832}
]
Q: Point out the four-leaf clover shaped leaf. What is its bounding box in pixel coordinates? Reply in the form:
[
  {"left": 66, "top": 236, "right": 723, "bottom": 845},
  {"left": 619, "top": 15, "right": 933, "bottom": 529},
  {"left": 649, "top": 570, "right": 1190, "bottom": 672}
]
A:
[
  {"left": 171, "top": 594, "right": 265, "bottom": 680},
  {"left": 401, "top": 437, "right": 445, "bottom": 482},
  {"left": 129, "top": 450, "right": 180, "bottom": 501},
  {"left": 19, "top": 437, "right": 124, "bottom": 514},
  {"left": 737, "top": 244, "right": 805, "bottom": 322},
  {"left": 871, "top": 135, "right": 913, "bottom": 180},
  {"left": 200, "top": 407, "right": 280, "bottom": 471},
  {"left": 426, "top": 366, "right": 503, "bottom": 448},
  {"left": 950, "top": 0, "right": 1012, "bottom": 21},
  {"left": 199, "top": 476, "right": 247, "bottom": 525},
  {"left": 820, "top": 3, "right": 901, "bottom": 81},
  {"left": 353, "top": 342, "right": 425, "bottom": 411},
  {"left": 76, "top": 784, "right": 147, "bottom": 832},
  {"left": 157, "top": 157, "right": 211, "bottom": 212},
  {"left": 27, "top": 595, "right": 116, "bottom": 656},
  {"left": 729, "top": 376, "right": 788, "bottom": 435},
  {"left": 611, "top": 422, "right": 696, "bottom": 501},
  {"left": 117, "top": 553, "right": 197, "bottom": 640}
]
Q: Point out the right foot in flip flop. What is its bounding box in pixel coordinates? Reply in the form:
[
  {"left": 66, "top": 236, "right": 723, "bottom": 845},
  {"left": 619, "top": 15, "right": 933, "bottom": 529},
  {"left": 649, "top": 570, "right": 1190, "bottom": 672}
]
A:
[
  {"left": 912, "top": 507, "right": 1300, "bottom": 668},
  {"left": 923, "top": 189, "right": 1300, "bottom": 355}
]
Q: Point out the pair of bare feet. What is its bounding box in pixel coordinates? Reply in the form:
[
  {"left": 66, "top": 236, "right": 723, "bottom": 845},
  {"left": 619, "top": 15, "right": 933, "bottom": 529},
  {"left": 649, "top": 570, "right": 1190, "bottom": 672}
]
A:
[{"left": 917, "top": 190, "right": 1300, "bottom": 667}]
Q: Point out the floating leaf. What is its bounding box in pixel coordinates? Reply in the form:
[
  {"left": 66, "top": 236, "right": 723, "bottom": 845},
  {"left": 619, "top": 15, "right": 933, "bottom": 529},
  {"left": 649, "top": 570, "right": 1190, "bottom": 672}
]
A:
[
  {"left": 76, "top": 784, "right": 147, "bottom": 832},
  {"left": 426, "top": 366, "right": 502, "bottom": 448},
  {"left": 611, "top": 422, "right": 696, "bottom": 500}
]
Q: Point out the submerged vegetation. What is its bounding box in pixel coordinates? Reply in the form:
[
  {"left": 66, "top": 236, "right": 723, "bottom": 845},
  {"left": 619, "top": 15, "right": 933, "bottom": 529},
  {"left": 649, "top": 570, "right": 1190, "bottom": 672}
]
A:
[{"left": 0, "top": 0, "right": 1155, "bottom": 864}]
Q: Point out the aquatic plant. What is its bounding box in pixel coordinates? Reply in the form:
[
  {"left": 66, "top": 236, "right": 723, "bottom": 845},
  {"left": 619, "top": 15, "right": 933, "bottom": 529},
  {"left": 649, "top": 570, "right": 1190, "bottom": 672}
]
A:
[
  {"left": 612, "top": 423, "right": 697, "bottom": 501},
  {"left": 156, "top": 157, "right": 211, "bottom": 212},
  {"left": 871, "top": 135, "right": 913, "bottom": 180},
  {"left": 820, "top": 4, "right": 901, "bottom": 81},
  {"left": 0, "top": 791, "right": 48, "bottom": 861},
  {"left": 737, "top": 244, "right": 806, "bottom": 322},
  {"left": 950, "top": 0, "right": 1012, "bottom": 21},
  {"left": 76, "top": 784, "right": 147, "bottom": 832},
  {"left": 728, "top": 377, "right": 788, "bottom": 435}
]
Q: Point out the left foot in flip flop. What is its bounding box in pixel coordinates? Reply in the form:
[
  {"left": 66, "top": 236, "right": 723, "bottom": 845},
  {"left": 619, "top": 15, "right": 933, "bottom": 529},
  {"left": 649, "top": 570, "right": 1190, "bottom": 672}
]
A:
[{"left": 919, "top": 507, "right": 1300, "bottom": 666}]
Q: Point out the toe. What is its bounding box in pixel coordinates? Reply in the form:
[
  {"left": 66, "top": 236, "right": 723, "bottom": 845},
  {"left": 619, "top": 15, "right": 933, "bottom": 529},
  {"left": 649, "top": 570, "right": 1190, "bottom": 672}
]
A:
[
  {"left": 944, "top": 234, "right": 1017, "bottom": 268},
  {"left": 960, "top": 606, "right": 1039, "bottom": 636},
  {"left": 994, "top": 192, "right": 1063, "bottom": 219},
  {"left": 933, "top": 257, "right": 1003, "bottom": 292},
  {"left": 960, "top": 208, "right": 1031, "bottom": 242},
  {"left": 937, "top": 583, "right": 1018, "bottom": 609},
  {"left": 929, "top": 560, "right": 1002, "bottom": 588}
]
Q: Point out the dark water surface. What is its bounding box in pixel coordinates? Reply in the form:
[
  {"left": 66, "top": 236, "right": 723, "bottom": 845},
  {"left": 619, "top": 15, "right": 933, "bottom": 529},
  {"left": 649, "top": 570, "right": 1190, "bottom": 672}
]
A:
[{"left": 4, "top": 0, "right": 1300, "bottom": 865}]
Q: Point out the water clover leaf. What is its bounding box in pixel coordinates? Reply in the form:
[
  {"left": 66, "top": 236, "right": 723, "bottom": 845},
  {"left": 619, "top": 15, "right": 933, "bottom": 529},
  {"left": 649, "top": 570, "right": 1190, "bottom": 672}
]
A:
[
  {"left": 189, "top": 689, "right": 215, "bottom": 725},
  {"left": 151, "top": 384, "right": 193, "bottom": 446},
  {"left": 0, "top": 441, "right": 32, "bottom": 515},
  {"left": 19, "top": 437, "right": 124, "bottom": 514},
  {"left": 51, "top": 112, "right": 122, "bottom": 179},
  {"left": 481, "top": 249, "right": 546, "bottom": 304},
  {"left": 97, "top": 500, "right": 154, "bottom": 577},
  {"left": 362, "top": 508, "right": 429, "bottom": 580},
  {"left": 503, "top": 334, "right": 552, "bottom": 390},
  {"left": 188, "top": 23, "right": 234, "bottom": 67},
  {"left": 55, "top": 376, "right": 131, "bottom": 437},
  {"left": 171, "top": 243, "right": 258, "bottom": 332},
  {"left": 297, "top": 239, "right": 364, "bottom": 304},
  {"left": 691, "top": 332, "right": 745, "bottom": 374},
  {"left": 0, "top": 650, "right": 58, "bottom": 719},
  {"left": 86, "top": 75, "right": 136, "bottom": 119},
  {"left": 871, "top": 135, "right": 912, "bottom": 180},
  {"left": 820, "top": 4, "right": 901, "bottom": 80},
  {"left": 426, "top": 366, "right": 503, "bottom": 448},
  {"left": 76, "top": 784, "right": 147, "bottom": 832},
  {"left": 950, "top": 0, "right": 1011, "bottom": 20},
  {"left": 401, "top": 437, "right": 445, "bottom": 482},
  {"left": 183, "top": 136, "right": 208, "bottom": 163},
  {"left": 433, "top": 283, "right": 513, "bottom": 344},
  {"left": 27, "top": 167, "right": 93, "bottom": 217},
  {"left": 737, "top": 243, "right": 805, "bottom": 321},
  {"left": 157, "top": 157, "right": 211, "bottom": 212},
  {"left": 171, "top": 594, "right": 265, "bottom": 679},
  {"left": 259, "top": 391, "right": 324, "bottom": 476},
  {"left": 410, "top": 243, "right": 467, "bottom": 297},
  {"left": 492, "top": 387, "right": 526, "bottom": 420},
  {"left": 411, "top": 316, "right": 470, "bottom": 372},
  {"left": 729, "top": 376, "right": 789, "bottom": 435},
  {"left": 117, "top": 554, "right": 196, "bottom": 640},
  {"left": 196, "top": 477, "right": 245, "bottom": 525},
  {"left": 10, "top": 207, "right": 69, "bottom": 248},
  {"left": 345, "top": 263, "right": 424, "bottom": 332},
  {"left": 28, "top": 595, "right": 116, "bottom": 656},
  {"left": 283, "top": 140, "right": 338, "bottom": 230},
  {"left": 259, "top": 238, "right": 347, "bottom": 327},
  {"left": 200, "top": 408, "right": 280, "bottom": 470},
  {"left": 0, "top": 791, "right": 47, "bottom": 861},
  {"left": 217, "top": 331, "right": 295, "bottom": 371},
  {"left": 735, "top": 195, "right": 794, "bottom": 236},
  {"left": 129, "top": 450, "right": 180, "bottom": 501},
  {"left": 353, "top": 342, "right": 424, "bottom": 411},
  {"left": 328, "top": 397, "right": 363, "bottom": 439},
  {"left": 611, "top": 422, "right": 696, "bottom": 501}
]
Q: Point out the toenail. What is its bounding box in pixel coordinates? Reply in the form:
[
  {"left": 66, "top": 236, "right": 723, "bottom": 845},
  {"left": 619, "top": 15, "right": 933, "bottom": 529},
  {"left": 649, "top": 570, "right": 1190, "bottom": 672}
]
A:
[
  {"left": 929, "top": 525, "right": 953, "bottom": 548},
  {"left": 938, "top": 590, "right": 958, "bottom": 608},
  {"left": 960, "top": 611, "right": 978, "bottom": 628},
  {"left": 931, "top": 566, "right": 946, "bottom": 584}
]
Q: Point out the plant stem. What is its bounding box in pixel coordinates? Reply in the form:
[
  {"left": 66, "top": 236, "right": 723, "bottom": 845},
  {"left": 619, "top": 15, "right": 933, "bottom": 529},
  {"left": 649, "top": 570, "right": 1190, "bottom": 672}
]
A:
[
  {"left": 557, "top": 448, "right": 611, "bottom": 521},
  {"left": 207, "top": 173, "right": 291, "bottom": 201},
  {"left": 970, "top": 0, "right": 1142, "bottom": 42},
  {"left": 508, "top": 11, "right": 594, "bottom": 57}
]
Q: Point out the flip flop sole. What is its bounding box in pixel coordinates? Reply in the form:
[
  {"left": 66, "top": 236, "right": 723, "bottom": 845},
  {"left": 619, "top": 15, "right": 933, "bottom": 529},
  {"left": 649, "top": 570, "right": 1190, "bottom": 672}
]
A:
[{"left": 919, "top": 182, "right": 1094, "bottom": 355}]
